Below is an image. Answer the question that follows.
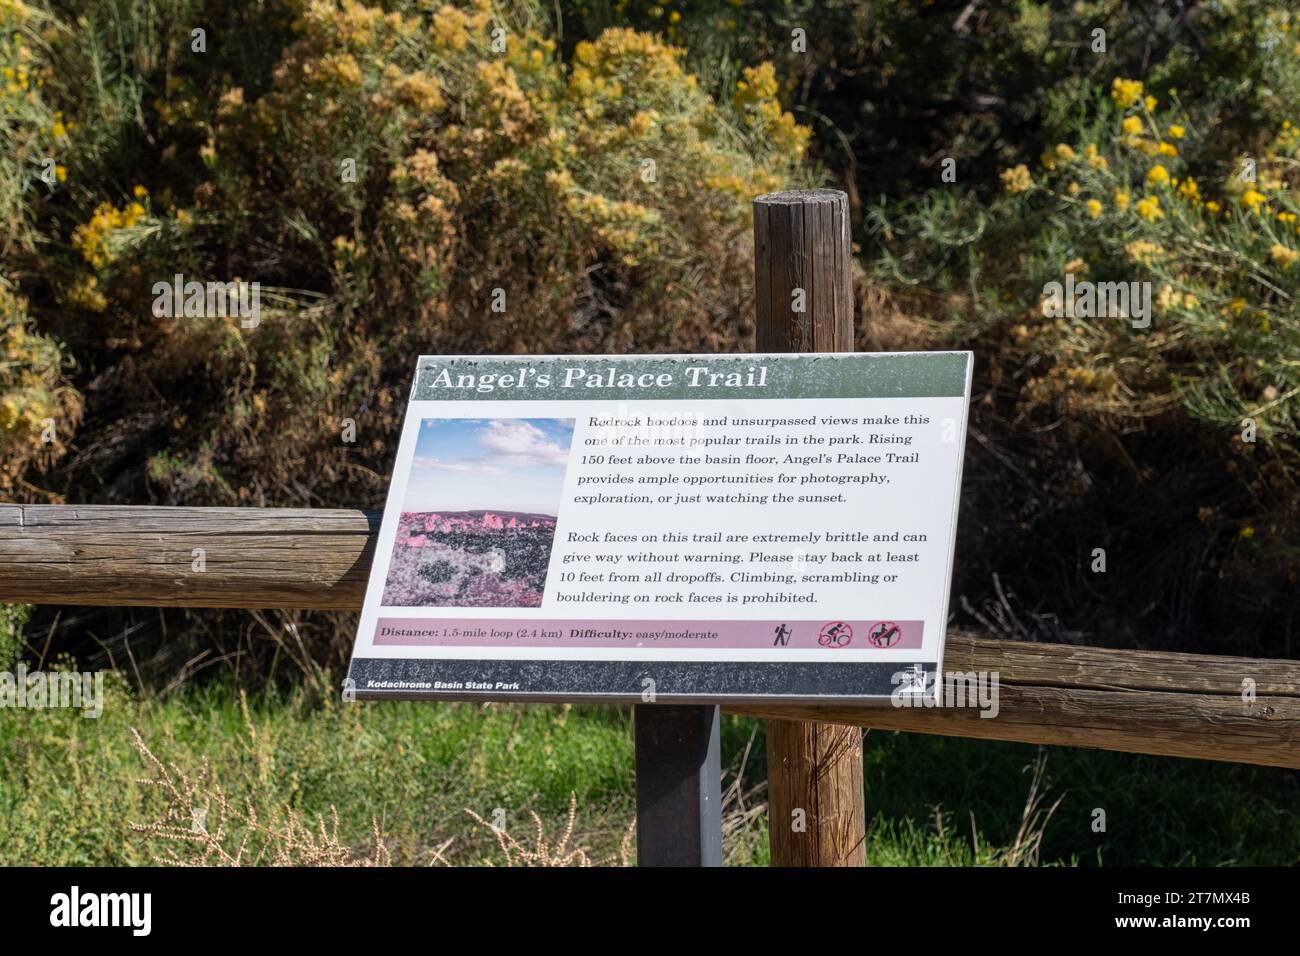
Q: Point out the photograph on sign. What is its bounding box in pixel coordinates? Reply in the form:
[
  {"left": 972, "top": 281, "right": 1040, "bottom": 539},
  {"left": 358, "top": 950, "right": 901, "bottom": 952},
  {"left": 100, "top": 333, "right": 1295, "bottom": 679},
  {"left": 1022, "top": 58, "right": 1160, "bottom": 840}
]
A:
[
  {"left": 381, "top": 418, "right": 574, "bottom": 608},
  {"left": 347, "top": 352, "right": 973, "bottom": 704}
]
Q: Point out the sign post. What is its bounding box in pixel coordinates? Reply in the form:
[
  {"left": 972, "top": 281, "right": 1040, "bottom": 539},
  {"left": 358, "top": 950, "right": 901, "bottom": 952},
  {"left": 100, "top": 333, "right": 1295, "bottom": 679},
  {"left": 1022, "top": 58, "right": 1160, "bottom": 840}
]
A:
[
  {"left": 754, "top": 189, "right": 867, "bottom": 867},
  {"left": 634, "top": 704, "right": 723, "bottom": 866}
]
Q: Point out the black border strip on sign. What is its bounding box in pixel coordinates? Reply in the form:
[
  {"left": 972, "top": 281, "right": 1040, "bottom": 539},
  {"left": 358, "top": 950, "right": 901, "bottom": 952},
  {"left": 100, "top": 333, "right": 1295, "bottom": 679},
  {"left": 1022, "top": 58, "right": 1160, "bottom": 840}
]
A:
[{"left": 346, "top": 657, "right": 935, "bottom": 705}]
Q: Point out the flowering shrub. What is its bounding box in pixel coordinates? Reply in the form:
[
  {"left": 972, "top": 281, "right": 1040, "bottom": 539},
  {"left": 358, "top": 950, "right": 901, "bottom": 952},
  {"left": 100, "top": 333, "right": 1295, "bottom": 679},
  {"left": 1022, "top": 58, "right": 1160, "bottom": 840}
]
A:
[
  {"left": 869, "top": 8, "right": 1300, "bottom": 633},
  {"left": 995, "top": 76, "right": 1300, "bottom": 449},
  {"left": 0, "top": 277, "right": 81, "bottom": 491},
  {"left": 0, "top": 0, "right": 67, "bottom": 253},
  {"left": 0, "top": 0, "right": 808, "bottom": 502},
  {"left": 209, "top": 1, "right": 805, "bottom": 339},
  {"left": 0, "top": 0, "right": 81, "bottom": 493}
]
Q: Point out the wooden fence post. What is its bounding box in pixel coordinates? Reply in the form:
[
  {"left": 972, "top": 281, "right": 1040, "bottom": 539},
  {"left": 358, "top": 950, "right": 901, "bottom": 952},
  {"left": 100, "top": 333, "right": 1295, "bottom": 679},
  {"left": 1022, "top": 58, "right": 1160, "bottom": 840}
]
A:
[{"left": 754, "top": 189, "right": 867, "bottom": 867}]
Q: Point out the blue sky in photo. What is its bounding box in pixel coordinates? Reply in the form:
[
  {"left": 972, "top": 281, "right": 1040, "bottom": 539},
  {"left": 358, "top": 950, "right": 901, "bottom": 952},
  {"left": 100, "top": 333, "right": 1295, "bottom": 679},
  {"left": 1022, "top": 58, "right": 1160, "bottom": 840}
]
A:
[{"left": 403, "top": 418, "right": 575, "bottom": 514}]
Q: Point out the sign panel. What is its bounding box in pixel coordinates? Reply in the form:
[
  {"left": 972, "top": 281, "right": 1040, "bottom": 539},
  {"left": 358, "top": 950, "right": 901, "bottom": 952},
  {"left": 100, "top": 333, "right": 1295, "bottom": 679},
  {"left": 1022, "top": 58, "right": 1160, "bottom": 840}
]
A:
[{"left": 346, "top": 352, "right": 972, "bottom": 704}]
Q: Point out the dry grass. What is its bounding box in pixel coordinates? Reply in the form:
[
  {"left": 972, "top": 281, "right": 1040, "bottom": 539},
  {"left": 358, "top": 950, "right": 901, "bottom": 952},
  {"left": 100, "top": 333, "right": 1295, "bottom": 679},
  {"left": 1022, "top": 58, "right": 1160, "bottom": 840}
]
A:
[
  {"left": 465, "top": 795, "right": 634, "bottom": 867},
  {"left": 129, "top": 700, "right": 631, "bottom": 867},
  {"left": 130, "top": 726, "right": 392, "bottom": 866},
  {"left": 969, "top": 748, "right": 1065, "bottom": 867}
]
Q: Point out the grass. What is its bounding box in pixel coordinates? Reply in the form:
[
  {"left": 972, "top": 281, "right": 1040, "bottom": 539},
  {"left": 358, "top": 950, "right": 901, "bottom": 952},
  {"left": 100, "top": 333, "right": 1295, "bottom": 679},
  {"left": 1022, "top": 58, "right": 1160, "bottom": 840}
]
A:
[
  {"left": 1, "top": 673, "right": 1296, "bottom": 866},
  {"left": 1, "top": 674, "right": 635, "bottom": 866}
]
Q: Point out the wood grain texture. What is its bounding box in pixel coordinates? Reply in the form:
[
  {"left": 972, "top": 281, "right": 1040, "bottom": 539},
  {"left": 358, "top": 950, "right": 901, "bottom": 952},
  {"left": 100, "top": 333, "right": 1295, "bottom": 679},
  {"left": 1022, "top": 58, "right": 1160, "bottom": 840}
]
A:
[
  {"left": 766, "top": 720, "right": 867, "bottom": 866},
  {"left": 729, "top": 634, "right": 1300, "bottom": 769},
  {"left": 754, "top": 189, "right": 854, "bottom": 352},
  {"left": 754, "top": 188, "right": 864, "bottom": 867},
  {"left": 1, "top": 504, "right": 1297, "bottom": 767},
  {"left": 0, "top": 504, "right": 378, "bottom": 610}
]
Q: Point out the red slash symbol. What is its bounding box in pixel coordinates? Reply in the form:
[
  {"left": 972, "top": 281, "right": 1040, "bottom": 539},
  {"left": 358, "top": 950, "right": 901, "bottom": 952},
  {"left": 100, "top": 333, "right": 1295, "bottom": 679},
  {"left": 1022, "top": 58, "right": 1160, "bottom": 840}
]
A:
[{"left": 867, "top": 621, "right": 902, "bottom": 648}]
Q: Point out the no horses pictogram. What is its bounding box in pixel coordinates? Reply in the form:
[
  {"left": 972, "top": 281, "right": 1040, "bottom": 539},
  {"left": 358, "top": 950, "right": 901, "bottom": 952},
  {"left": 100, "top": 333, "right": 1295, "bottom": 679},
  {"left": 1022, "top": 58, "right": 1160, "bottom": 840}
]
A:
[{"left": 868, "top": 621, "right": 902, "bottom": 648}]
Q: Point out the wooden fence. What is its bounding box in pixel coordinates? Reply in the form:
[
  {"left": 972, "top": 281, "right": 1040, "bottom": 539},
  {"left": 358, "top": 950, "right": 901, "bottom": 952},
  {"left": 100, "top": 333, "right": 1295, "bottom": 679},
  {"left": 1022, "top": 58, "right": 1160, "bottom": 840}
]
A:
[{"left": 2, "top": 500, "right": 1297, "bottom": 772}]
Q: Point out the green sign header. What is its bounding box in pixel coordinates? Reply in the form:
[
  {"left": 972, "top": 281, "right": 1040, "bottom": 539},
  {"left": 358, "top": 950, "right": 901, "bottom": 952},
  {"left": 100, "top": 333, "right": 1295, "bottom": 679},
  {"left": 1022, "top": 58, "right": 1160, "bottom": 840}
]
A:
[{"left": 411, "top": 352, "right": 971, "bottom": 402}]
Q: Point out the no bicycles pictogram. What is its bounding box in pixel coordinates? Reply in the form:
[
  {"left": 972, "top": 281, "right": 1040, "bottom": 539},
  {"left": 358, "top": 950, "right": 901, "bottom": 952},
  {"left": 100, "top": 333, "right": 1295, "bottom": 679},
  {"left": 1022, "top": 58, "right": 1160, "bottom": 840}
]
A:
[{"left": 818, "top": 621, "right": 852, "bottom": 647}]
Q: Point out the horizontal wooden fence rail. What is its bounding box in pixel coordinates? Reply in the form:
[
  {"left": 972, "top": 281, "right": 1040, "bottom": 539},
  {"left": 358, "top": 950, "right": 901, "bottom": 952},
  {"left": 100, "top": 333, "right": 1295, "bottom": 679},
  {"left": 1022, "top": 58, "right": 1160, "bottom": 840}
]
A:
[
  {"left": 0, "top": 504, "right": 380, "bottom": 610},
  {"left": 2, "top": 504, "right": 1297, "bottom": 768}
]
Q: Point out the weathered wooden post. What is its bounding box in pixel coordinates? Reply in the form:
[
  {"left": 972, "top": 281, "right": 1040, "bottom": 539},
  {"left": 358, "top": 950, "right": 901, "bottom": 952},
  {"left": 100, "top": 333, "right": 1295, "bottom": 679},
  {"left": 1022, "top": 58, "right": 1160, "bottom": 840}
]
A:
[{"left": 754, "top": 189, "right": 867, "bottom": 867}]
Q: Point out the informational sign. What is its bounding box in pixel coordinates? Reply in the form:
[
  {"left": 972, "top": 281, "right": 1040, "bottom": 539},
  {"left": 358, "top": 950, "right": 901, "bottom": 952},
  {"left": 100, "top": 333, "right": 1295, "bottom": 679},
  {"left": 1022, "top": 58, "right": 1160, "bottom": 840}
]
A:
[{"left": 346, "top": 352, "right": 972, "bottom": 704}]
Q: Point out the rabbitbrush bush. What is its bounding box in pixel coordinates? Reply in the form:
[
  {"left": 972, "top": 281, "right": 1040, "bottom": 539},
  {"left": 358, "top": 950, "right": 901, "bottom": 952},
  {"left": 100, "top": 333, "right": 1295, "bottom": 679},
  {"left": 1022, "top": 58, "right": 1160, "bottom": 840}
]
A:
[
  {"left": 0, "top": 0, "right": 809, "bottom": 503},
  {"left": 869, "top": 5, "right": 1300, "bottom": 613},
  {"left": 0, "top": 1, "right": 81, "bottom": 490}
]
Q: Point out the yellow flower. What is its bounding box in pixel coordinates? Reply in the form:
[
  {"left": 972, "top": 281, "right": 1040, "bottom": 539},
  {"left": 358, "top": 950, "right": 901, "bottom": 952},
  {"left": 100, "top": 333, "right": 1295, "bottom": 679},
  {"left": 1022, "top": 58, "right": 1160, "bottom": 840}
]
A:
[
  {"left": 1111, "top": 77, "right": 1143, "bottom": 108},
  {"left": 52, "top": 120, "right": 66, "bottom": 138},
  {"left": 133, "top": 184, "right": 148, "bottom": 199},
  {"left": 1178, "top": 177, "right": 1200, "bottom": 201},
  {"left": 54, "top": 164, "right": 66, "bottom": 183},
  {"left": 1068, "top": 181, "right": 1080, "bottom": 196},
  {"left": 1135, "top": 196, "right": 1163, "bottom": 221},
  {"left": 1278, "top": 211, "right": 1298, "bottom": 225},
  {"left": 1271, "top": 243, "right": 1300, "bottom": 267},
  {"left": 1055, "top": 143, "right": 1077, "bottom": 161},
  {"left": 0, "top": 398, "right": 19, "bottom": 431},
  {"left": 1146, "top": 164, "right": 1170, "bottom": 186},
  {"left": 1082, "top": 143, "right": 1108, "bottom": 170},
  {"left": 1114, "top": 189, "right": 1130, "bottom": 209},
  {"left": 731, "top": 61, "right": 811, "bottom": 158},
  {"left": 1000, "top": 164, "right": 1032, "bottom": 194},
  {"left": 1167, "top": 124, "right": 1185, "bottom": 139},
  {"left": 1122, "top": 115, "right": 1143, "bottom": 135},
  {"left": 1239, "top": 526, "right": 1255, "bottom": 540},
  {"left": 1085, "top": 198, "right": 1103, "bottom": 219},
  {"left": 1126, "top": 239, "right": 1164, "bottom": 263},
  {"left": 68, "top": 273, "right": 106, "bottom": 312},
  {"left": 1145, "top": 95, "right": 1158, "bottom": 112},
  {"left": 1205, "top": 201, "right": 1220, "bottom": 214},
  {"left": 1240, "top": 189, "right": 1267, "bottom": 211},
  {"left": 1156, "top": 284, "right": 1177, "bottom": 311},
  {"left": 1157, "top": 141, "right": 1178, "bottom": 157}
]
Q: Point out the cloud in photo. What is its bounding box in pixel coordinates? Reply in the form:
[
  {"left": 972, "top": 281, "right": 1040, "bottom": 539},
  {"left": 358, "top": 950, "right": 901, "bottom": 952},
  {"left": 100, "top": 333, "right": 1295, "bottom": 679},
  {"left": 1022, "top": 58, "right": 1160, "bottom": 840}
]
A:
[
  {"left": 412, "top": 457, "right": 506, "bottom": 476},
  {"left": 478, "top": 419, "right": 571, "bottom": 467},
  {"left": 403, "top": 418, "right": 574, "bottom": 514}
]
